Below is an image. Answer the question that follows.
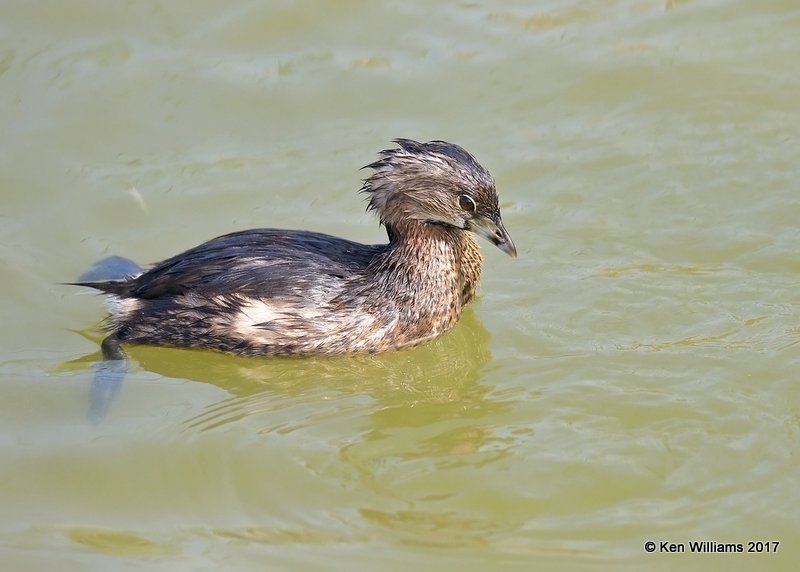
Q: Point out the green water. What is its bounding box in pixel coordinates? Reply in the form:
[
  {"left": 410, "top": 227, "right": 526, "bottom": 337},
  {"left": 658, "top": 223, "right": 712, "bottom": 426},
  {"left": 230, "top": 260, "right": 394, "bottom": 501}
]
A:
[{"left": 1, "top": 1, "right": 798, "bottom": 570}]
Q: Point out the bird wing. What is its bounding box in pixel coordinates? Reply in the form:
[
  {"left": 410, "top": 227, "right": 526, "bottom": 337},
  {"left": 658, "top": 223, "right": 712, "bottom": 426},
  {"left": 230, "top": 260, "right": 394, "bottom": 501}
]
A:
[{"left": 75, "top": 229, "right": 385, "bottom": 300}]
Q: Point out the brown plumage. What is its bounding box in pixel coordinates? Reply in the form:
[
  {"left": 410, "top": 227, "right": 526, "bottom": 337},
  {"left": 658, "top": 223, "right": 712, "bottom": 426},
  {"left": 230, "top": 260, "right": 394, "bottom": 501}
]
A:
[{"left": 72, "top": 139, "right": 516, "bottom": 357}]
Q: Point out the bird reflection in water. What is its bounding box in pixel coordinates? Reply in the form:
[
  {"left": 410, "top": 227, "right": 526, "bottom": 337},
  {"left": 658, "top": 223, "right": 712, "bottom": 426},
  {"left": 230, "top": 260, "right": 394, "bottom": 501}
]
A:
[{"left": 67, "top": 304, "right": 507, "bottom": 458}]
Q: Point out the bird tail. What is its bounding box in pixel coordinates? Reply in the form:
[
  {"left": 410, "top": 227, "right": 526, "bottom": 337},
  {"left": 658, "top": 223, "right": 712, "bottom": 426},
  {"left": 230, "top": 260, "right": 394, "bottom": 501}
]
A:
[{"left": 64, "top": 279, "right": 131, "bottom": 295}]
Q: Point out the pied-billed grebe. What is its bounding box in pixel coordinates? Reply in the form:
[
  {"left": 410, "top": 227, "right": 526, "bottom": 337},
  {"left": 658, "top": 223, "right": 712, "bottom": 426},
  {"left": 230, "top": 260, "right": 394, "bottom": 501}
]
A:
[{"left": 73, "top": 139, "right": 516, "bottom": 358}]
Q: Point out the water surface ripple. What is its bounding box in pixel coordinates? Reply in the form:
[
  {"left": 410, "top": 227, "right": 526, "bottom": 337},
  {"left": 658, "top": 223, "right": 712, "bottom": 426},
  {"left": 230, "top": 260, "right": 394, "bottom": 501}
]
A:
[{"left": 1, "top": 1, "right": 798, "bottom": 571}]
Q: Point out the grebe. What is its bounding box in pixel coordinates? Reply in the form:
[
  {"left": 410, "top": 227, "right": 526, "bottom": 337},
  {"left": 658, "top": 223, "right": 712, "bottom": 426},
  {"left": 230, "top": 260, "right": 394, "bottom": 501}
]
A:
[{"left": 73, "top": 139, "right": 516, "bottom": 358}]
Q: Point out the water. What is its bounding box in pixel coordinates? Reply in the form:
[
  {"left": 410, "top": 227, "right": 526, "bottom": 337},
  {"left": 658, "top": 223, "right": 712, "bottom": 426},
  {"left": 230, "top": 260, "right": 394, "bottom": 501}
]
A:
[{"left": 1, "top": 1, "right": 798, "bottom": 570}]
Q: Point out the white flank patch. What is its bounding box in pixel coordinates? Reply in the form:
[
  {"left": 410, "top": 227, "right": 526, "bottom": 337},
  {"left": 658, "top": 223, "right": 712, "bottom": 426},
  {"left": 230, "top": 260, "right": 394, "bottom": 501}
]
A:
[
  {"left": 230, "top": 299, "right": 320, "bottom": 342},
  {"left": 234, "top": 299, "right": 283, "bottom": 331},
  {"left": 227, "top": 296, "right": 395, "bottom": 351}
]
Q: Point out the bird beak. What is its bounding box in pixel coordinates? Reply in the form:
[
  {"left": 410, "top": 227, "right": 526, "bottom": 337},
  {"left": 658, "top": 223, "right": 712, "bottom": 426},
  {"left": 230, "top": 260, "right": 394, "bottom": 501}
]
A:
[{"left": 471, "top": 215, "right": 517, "bottom": 258}]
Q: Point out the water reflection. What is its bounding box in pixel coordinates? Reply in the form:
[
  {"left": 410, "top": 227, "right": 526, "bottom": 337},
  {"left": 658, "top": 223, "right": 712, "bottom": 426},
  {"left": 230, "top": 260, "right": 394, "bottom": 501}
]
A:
[
  {"left": 60, "top": 307, "right": 514, "bottom": 551},
  {"left": 66, "top": 308, "right": 506, "bottom": 443},
  {"left": 184, "top": 307, "right": 503, "bottom": 456}
]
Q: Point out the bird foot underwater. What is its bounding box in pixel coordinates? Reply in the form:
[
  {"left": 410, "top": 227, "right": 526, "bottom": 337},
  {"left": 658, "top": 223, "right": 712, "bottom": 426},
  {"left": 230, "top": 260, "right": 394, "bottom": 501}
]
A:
[{"left": 78, "top": 255, "right": 141, "bottom": 422}]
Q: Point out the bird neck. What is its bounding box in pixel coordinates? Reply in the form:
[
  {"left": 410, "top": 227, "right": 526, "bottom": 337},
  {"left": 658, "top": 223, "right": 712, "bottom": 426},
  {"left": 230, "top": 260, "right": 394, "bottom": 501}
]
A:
[{"left": 380, "top": 220, "right": 484, "bottom": 306}]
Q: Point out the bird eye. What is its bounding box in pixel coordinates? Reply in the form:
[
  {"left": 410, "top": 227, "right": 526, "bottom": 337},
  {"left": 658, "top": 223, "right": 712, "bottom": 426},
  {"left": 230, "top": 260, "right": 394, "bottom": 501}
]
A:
[{"left": 458, "top": 194, "right": 476, "bottom": 213}]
